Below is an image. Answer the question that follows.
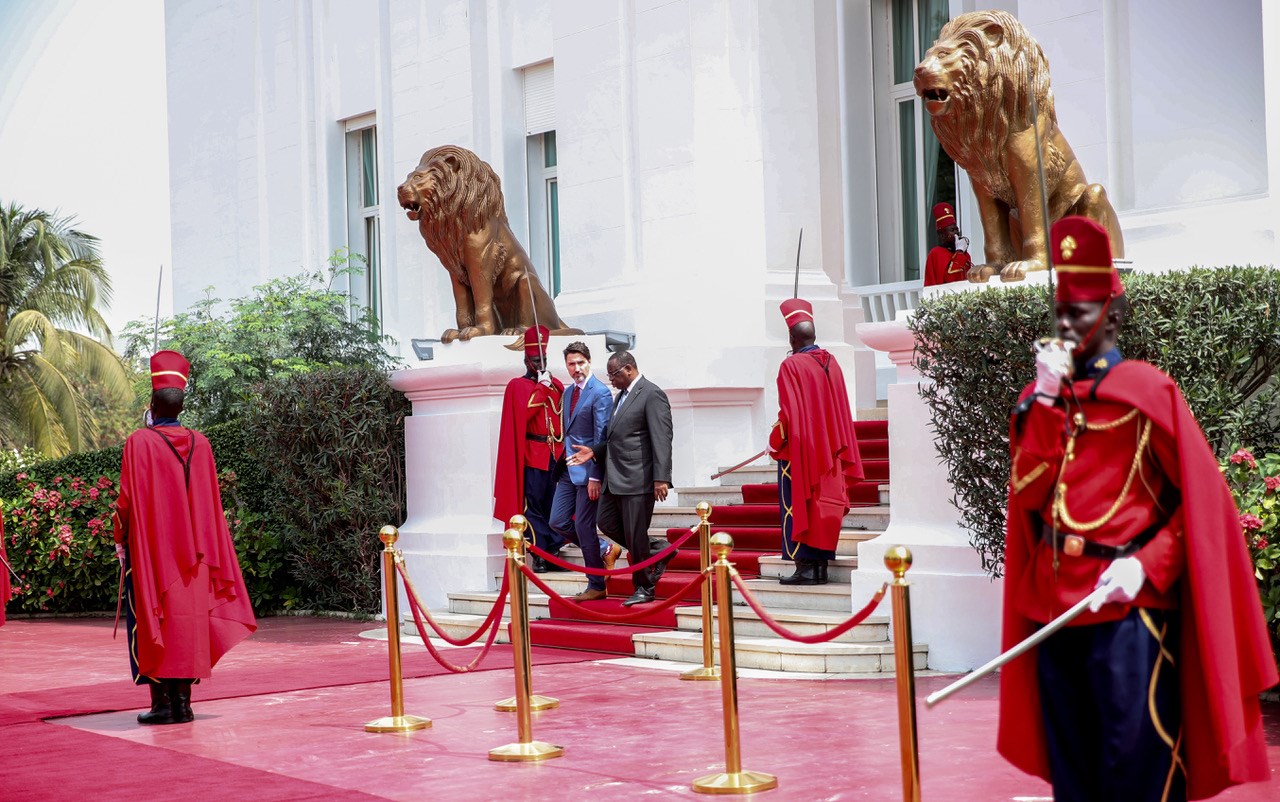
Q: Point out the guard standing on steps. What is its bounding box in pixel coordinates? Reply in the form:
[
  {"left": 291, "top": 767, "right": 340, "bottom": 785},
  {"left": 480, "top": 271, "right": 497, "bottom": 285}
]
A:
[
  {"left": 769, "top": 299, "right": 864, "bottom": 585},
  {"left": 494, "top": 325, "right": 565, "bottom": 571},
  {"left": 113, "top": 350, "right": 257, "bottom": 725}
]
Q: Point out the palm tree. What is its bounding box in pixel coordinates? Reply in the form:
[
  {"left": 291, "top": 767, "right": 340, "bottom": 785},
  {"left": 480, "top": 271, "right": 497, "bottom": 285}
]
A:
[{"left": 0, "top": 201, "right": 130, "bottom": 456}]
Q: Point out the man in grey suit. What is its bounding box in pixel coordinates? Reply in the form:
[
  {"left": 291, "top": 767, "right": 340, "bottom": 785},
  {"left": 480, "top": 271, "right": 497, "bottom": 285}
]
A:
[
  {"left": 567, "top": 350, "right": 674, "bottom": 606},
  {"left": 548, "top": 341, "right": 621, "bottom": 598}
]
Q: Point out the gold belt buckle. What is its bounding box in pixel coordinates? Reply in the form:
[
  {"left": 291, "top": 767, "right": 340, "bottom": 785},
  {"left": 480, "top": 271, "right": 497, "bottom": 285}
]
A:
[{"left": 1062, "top": 534, "right": 1085, "bottom": 557}]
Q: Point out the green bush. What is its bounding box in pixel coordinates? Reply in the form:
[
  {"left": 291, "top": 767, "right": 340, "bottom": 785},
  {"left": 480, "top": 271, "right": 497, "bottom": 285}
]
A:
[
  {"left": 245, "top": 365, "right": 409, "bottom": 613},
  {"left": 910, "top": 266, "right": 1280, "bottom": 576},
  {"left": 1223, "top": 448, "right": 1280, "bottom": 655}
]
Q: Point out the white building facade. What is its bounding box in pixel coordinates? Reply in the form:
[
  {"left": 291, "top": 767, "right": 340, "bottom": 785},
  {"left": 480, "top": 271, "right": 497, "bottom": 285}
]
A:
[{"left": 164, "top": 0, "right": 1279, "bottom": 669}]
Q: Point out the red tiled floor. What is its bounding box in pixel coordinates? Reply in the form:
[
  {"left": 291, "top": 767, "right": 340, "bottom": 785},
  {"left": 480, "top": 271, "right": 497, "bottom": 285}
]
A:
[{"left": 3, "top": 617, "right": 1277, "bottom": 800}]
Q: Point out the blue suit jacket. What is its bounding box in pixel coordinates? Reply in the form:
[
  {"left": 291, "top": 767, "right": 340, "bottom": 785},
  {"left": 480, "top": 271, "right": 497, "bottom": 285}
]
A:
[{"left": 561, "top": 374, "right": 612, "bottom": 485}]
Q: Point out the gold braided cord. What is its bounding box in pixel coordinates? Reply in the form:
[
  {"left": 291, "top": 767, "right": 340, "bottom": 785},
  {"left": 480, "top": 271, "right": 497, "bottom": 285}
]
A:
[
  {"left": 1085, "top": 407, "right": 1138, "bottom": 431},
  {"left": 1053, "top": 418, "right": 1153, "bottom": 532}
]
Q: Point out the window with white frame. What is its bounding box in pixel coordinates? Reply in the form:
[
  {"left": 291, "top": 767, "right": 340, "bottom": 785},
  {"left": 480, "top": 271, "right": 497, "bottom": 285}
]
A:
[
  {"left": 872, "top": 0, "right": 957, "bottom": 282},
  {"left": 523, "top": 62, "right": 561, "bottom": 296},
  {"left": 344, "top": 116, "right": 380, "bottom": 321}
]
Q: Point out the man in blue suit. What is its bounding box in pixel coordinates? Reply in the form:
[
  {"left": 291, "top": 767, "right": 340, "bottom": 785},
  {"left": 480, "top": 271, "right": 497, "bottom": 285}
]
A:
[{"left": 548, "top": 341, "right": 621, "bottom": 598}]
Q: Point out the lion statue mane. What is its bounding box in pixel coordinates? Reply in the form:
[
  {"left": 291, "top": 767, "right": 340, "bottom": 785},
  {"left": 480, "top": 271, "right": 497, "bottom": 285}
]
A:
[
  {"left": 914, "top": 10, "right": 1123, "bottom": 282},
  {"left": 397, "top": 145, "right": 580, "bottom": 342}
]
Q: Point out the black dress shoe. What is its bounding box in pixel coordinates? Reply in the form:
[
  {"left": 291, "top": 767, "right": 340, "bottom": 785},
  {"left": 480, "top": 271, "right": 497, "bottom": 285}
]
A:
[
  {"left": 779, "top": 560, "right": 819, "bottom": 586},
  {"left": 543, "top": 555, "right": 569, "bottom": 572},
  {"left": 650, "top": 551, "right": 674, "bottom": 582},
  {"left": 622, "top": 588, "right": 655, "bottom": 607},
  {"left": 531, "top": 557, "right": 549, "bottom": 574},
  {"left": 814, "top": 561, "right": 829, "bottom": 585}
]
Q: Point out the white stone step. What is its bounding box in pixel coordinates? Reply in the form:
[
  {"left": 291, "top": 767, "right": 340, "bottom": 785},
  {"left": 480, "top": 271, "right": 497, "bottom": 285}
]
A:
[
  {"left": 649, "top": 505, "right": 891, "bottom": 532},
  {"left": 757, "top": 555, "right": 857, "bottom": 583},
  {"left": 631, "top": 630, "right": 927, "bottom": 674},
  {"left": 671, "top": 486, "right": 751, "bottom": 506},
  {"left": 403, "top": 609, "right": 514, "bottom": 645},
  {"left": 715, "top": 465, "right": 778, "bottom": 487},
  {"left": 730, "top": 579, "right": 856, "bottom": 612},
  {"left": 672, "top": 604, "right": 889, "bottom": 644}
]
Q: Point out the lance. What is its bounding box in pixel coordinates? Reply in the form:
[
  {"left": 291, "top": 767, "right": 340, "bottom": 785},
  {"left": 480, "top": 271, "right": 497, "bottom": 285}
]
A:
[
  {"left": 1025, "top": 65, "right": 1056, "bottom": 330},
  {"left": 153, "top": 265, "right": 164, "bottom": 352},
  {"left": 792, "top": 228, "right": 803, "bottom": 299},
  {"left": 0, "top": 546, "right": 20, "bottom": 584}
]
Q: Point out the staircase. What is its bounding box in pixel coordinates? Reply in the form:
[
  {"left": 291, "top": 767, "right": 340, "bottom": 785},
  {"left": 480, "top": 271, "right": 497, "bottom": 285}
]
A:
[{"left": 428, "top": 417, "right": 929, "bottom": 674}]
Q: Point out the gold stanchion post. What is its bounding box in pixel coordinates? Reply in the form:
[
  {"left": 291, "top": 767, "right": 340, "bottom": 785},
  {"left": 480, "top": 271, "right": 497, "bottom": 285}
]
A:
[
  {"left": 365, "top": 525, "right": 431, "bottom": 733},
  {"left": 682, "top": 501, "right": 720, "bottom": 681},
  {"left": 494, "top": 515, "right": 559, "bottom": 713},
  {"left": 692, "top": 534, "right": 777, "bottom": 794},
  {"left": 885, "top": 546, "right": 921, "bottom": 802},
  {"left": 490, "top": 529, "right": 564, "bottom": 761}
]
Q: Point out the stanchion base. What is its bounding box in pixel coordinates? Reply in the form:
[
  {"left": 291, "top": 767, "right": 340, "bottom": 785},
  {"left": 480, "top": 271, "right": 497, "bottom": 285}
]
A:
[
  {"left": 680, "top": 666, "right": 721, "bottom": 681},
  {"left": 494, "top": 694, "right": 559, "bottom": 712},
  {"left": 692, "top": 770, "right": 778, "bottom": 794},
  {"left": 364, "top": 714, "right": 432, "bottom": 733},
  {"left": 488, "top": 740, "right": 565, "bottom": 762}
]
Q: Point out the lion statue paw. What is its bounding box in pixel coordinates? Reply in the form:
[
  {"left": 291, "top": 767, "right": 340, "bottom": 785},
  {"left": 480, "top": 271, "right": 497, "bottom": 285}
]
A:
[
  {"left": 966, "top": 264, "right": 998, "bottom": 284},
  {"left": 441, "top": 326, "right": 488, "bottom": 343},
  {"left": 999, "top": 260, "right": 1046, "bottom": 282}
]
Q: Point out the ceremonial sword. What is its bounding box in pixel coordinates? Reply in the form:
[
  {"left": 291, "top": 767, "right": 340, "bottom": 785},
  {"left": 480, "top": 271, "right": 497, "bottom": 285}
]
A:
[
  {"left": 924, "top": 583, "right": 1111, "bottom": 707},
  {"left": 0, "top": 547, "right": 20, "bottom": 584}
]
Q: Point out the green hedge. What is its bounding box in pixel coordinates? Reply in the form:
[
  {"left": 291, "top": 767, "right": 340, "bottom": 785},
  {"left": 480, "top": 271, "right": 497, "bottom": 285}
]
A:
[
  {"left": 244, "top": 365, "right": 409, "bottom": 614},
  {"left": 910, "top": 266, "right": 1280, "bottom": 576}
]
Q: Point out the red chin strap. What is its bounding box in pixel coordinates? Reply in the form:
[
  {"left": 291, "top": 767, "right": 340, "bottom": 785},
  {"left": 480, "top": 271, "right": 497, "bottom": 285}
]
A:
[{"left": 1074, "top": 295, "right": 1114, "bottom": 354}]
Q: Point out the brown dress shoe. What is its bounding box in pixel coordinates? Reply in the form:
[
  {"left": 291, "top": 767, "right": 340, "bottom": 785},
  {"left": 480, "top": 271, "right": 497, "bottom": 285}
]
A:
[
  {"left": 602, "top": 544, "right": 622, "bottom": 571},
  {"left": 573, "top": 588, "right": 607, "bottom": 602}
]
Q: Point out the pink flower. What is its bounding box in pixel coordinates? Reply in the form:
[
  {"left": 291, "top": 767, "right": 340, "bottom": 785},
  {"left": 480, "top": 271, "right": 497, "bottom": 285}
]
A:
[
  {"left": 1240, "top": 512, "right": 1264, "bottom": 531},
  {"left": 46, "top": 588, "right": 54, "bottom": 597},
  {"left": 1259, "top": 538, "right": 1269, "bottom": 549},
  {"left": 52, "top": 476, "right": 63, "bottom": 485},
  {"left": 1230, "top": 449, "right": 1258, "bottom": 469},
  {"left": 15, "top": 472, "right": 27, "bottom": 480},
  {"left": 88, "top": 487, "right": 100, "bottom": 500},
  {"left": 1265, "top": 476, "right": 1280, "bottom": 493}
]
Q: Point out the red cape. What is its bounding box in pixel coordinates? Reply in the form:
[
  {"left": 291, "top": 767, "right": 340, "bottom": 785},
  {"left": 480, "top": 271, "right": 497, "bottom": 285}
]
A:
[
  {"left": 923, "top": 246, "right": 972, "bottom": 286},
  {"left": 113, "top": 426, "right": 256, "bottom": 675},
  {"left": 493, "top": 376, "right": 564, "bottom": 525},
  {"left": 998, "top": 361, "right": 1278, "bottom": 799},
  {"left": 774, "top": 349, "right": 864, "bottom": 551}
]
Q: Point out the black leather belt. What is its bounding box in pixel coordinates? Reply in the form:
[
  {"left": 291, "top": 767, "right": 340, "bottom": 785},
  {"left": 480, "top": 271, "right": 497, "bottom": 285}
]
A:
[
  {"left": 1040, "top": 519, "right": 1164, "bottom": 560},
  {"left": 526, "top": 432, "right": 552, "bottom": 442}
]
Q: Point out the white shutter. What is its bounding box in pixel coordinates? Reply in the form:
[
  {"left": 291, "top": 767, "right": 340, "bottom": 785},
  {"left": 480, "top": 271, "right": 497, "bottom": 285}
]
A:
[{"left": 523, "top": 61, "right": 555, "bottom": 136}]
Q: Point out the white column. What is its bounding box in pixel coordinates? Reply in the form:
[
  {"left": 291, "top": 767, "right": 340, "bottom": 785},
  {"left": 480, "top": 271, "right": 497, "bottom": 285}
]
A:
[{"left": 853, "top": 314, "right": 1002, "bottom": 671}]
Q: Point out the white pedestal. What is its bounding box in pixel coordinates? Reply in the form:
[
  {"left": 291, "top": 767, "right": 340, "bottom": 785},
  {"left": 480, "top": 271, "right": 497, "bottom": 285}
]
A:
[{"left": 852, "top": 315, "right": 1002, "bottom": 672}]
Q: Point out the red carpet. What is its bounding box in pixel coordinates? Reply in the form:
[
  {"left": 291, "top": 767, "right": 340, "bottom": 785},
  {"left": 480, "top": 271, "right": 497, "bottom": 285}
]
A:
[{"left": 528, "top": 420, "right": 890, "bottom": 655}]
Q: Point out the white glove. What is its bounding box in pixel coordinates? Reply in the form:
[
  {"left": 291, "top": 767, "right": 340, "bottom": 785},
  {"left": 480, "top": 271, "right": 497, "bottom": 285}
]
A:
[
  {"left": 1033, "top": 339, "right": 1074, "bottom": 404},
  {"left": 1088, "top": 556, "right": 1145, "bottom": 612},
  {"left": 537, "top": 370, "right": 553, "bottom": 388},
  {"left": 115, "top": 543, "right": 126, "bottom": 565}
]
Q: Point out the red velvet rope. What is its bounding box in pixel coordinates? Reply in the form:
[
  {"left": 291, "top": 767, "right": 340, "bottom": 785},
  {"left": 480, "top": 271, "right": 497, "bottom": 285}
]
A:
[
  {"left": 525, "top": 527, "right": 698, "bottom": 576},
  {"left": 400, "top": 573, "right": 506, "bottom": 673},
  {"left": 731, "top": 572, "right": 888, "bottom": 644},
  {"left": 520, "top": 562, "right": 709, "bottom": 623},
  {"left": 395, "top": 560, "right": 509, "bottom": 646}
]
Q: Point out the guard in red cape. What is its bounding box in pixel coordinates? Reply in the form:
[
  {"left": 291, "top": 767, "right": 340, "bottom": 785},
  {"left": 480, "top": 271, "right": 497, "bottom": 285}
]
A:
[
  {"left": 113, "top": 350, "right": 257, "bottom": 725},
  {"left": 999, "top": 217, "right": 1277, "bottom": 801},
  {"left": 768, "top": 299, "right": 863, "bottom": 585},
  {"left": 922, "top": 201, "right": 972, "bottom": 286},
  {"left": 494, "top": 325, "right": 565, "bottom": 570}
]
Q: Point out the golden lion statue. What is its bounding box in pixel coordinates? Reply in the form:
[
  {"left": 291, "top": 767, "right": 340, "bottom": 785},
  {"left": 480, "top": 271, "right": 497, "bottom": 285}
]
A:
[
  {"left": 397, "top": 145, "right": 581, "bottom": 342},
  {"left": 914, "top": 10, "right": 1123, "bottom": 282}
]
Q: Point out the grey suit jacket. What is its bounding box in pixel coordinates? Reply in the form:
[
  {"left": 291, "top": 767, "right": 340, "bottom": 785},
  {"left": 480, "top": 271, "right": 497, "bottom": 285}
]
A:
[{"left": 589, "top": 376, "right": 673, "bottom": 496}]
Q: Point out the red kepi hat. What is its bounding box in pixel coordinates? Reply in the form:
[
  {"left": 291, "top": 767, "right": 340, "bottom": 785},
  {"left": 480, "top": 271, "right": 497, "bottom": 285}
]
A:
[
  {"left": 932, "top": 202, "right": 956, "bottom": 230},
  {"left": 150, "top": 350, "right": 190, "bottom": 392},
  {"left": 779, "top": 298, "right": 814, "bottom": 328},
  {"left": 1053, "top": 216, "right": 1123, "bottom": 303},
  {"left": 505, "top": 325, "right": 550, "bottom": 356}
]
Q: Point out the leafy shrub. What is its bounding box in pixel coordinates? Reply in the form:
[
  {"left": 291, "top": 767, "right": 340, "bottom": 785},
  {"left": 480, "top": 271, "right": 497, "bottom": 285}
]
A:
[
  {"left": 910, "top": 266, "right": 1280, "bottom": 576},
  {"left": 0, "top": 444, "right": 123, "bottom": 495},
  {"left": 120, "top": 251, "right": 397, "bottom": 428},
  {"left": 2, "top": 472, "right": 118, "bottom": 612},
  {"left": 245, "top": 365, "right": 409, "bottom": 613},
  {"left": 1223, "top": 448, "right": 1280, "bottom": 656}
]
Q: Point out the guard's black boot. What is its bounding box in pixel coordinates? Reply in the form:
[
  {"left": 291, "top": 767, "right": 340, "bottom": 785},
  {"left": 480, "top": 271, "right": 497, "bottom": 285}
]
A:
[
  {"left": 814, "top": 561, "right": 829, "bottom": 585},
  {"left": 169, "top": 679, "right": 194, "bottom": 723},
  {"left": 137, "top": 681, "right": 175, "bottom": 725},
  {"left": 779, "top": 560, "right": 819, "bottom": 586}
]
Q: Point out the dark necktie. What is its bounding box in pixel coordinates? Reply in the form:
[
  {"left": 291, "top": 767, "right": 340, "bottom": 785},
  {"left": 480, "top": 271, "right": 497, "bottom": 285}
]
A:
[{"left": 570, "top": 384, "right": 581, "bottom": 417}]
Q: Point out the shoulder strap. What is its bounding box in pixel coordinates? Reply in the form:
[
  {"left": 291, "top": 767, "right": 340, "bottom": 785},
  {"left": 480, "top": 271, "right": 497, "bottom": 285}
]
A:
[{"left": 146, "top": 427, "right": 194, "bottom": 488}]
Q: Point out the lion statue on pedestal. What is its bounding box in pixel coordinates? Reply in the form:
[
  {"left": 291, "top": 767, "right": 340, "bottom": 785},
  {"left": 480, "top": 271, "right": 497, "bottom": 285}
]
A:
[
  {"left": 913, "top": 10, "right": 1124, "bottom": 282},
  {"left": 397, "top": 145, "right": 581, "bottom": 342}
]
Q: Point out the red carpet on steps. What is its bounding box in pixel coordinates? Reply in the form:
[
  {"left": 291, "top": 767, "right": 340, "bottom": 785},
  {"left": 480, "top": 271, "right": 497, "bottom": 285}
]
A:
[{"left": 527, "top": 419, "right": 890, "bottom": 656}]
